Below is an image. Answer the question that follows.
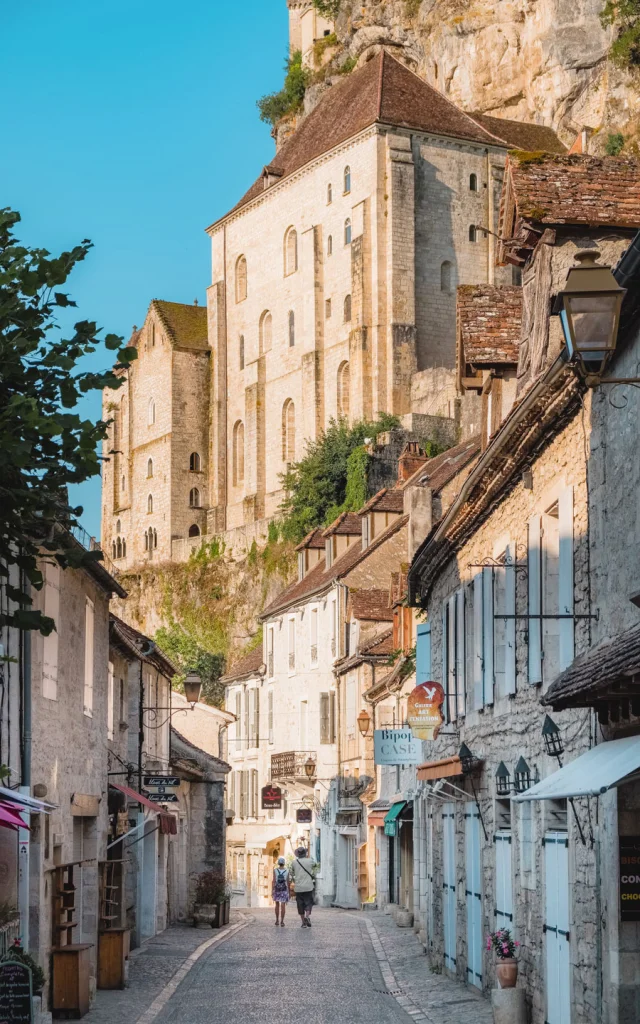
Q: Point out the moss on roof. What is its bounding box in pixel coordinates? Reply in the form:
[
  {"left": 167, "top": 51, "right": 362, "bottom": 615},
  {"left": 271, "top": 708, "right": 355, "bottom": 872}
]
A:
[{"left": 152, "top": 300, "right": 209, "bottom": 351}]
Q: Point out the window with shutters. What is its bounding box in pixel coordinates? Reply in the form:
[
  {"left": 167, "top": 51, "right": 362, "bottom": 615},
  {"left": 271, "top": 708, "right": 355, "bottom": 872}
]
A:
[
  {"left": 234, "top": 691, "right": 242, "bottom": 751},
  {"left": 83, "top": 597, "right": 94, "bottom": 717},
  {"left": 320, "top": 692, "right": 336, "bottom": 743},
  {"left": 442, "top": 589, "right": 465, "bottom": 721},
  {"left": 243, "top": 692, "right": 250, "bottom": 755},
  {"left": 268, "top": 690, "right": 274, "bottom": 744},
  {"left": 493, "top": 544, "right": 516, "bottom": 698},
  {"left": 528, "top": 487, "right": 574, "bottom": 686},
  {"left": 310, "top": 607, "right": 318, "bottom": 665},
  {"left": 267, "top": 626, "right": 275, "bottom": 678},
  {"left": 252, "top": 689, "right": 259, "bottom": 747},
  {"left": 495, "top": 830, "right": 514, "bottom": 932},
  {"left": 251, "top": 770, "right": 259, "bottom": 817},
  {"left": 228, "top": 772, "right": 236, "bottom": 815},
  {"left": 330, "top": 598, "right": 337, "bottom": 656},
  {"left": 519, "top": 801, "right": 536, "bottom": 890},
  {"left": 288, "top": 616, "right": 296, "bottom": 672}
]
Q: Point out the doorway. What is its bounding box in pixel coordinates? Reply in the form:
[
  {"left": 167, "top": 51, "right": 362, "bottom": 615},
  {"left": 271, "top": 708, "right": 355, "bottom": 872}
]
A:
[
  {"left": 443, "top": 802, "right": 457, "bottom": 972},
  {"left": 336, "top": 832, "right": 359, "bottom": 908},
  {"left": 465, "top": 803, "right": 482, "bottom": 989},
  {"left": 544, "top": 832, "right": 571, "bottom": 1024}
]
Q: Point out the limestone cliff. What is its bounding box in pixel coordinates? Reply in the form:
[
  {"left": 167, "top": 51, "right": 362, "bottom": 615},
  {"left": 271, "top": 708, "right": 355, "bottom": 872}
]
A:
[{"left": 299, "top": 0, "right": 640, "bottom": 150}]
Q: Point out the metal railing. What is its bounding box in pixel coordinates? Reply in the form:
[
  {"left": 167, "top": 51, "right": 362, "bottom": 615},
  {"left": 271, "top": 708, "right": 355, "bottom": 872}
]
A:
[
  {"left": 0, "top": 918, "right": 20, "bottom": 956},
  {"left": 70, "top": 523, "right": 120, "bottom": 579}
]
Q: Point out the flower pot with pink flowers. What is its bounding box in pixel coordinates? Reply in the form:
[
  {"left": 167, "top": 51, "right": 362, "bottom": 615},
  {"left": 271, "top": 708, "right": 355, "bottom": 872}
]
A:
[{"left": 487, "top": 928, "right": 520, "bottom": 988}]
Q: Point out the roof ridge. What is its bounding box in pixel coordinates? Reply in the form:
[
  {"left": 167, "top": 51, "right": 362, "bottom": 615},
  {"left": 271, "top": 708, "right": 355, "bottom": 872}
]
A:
[{"left": 151, "top": 298, "right": 177, "bottom": 345}]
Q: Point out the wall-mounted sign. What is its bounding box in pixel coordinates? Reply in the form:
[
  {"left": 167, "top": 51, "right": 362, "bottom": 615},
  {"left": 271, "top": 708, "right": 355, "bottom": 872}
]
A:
[
  {"left": 620, "top": 836, "right": 640, "bottom": 921},
  {"left": 407, "top": 681, "right": 445, "bottom": 741},
  {"left": 0, "top": 956, "right": 33, "bottom": 1024},
  {"left": 144, "top": 776, "right": 180, "bottom": 788},
  {"left": 261, "top": 785, "right": 282, "bottom": 810},
  {"left": 144, "top": 791, "right": 179, "bottom": 803},
  {"left": 374, "top": 729, "right": 423, "bottom": 766},
  {"left": 296, "top": 808, "right": 312, "bottom": 823}
]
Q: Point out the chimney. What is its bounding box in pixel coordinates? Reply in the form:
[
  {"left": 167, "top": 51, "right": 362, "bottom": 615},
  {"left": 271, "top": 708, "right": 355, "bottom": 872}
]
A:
[{"left": 397, "top": 442, "right": 428, "bottom": 484}]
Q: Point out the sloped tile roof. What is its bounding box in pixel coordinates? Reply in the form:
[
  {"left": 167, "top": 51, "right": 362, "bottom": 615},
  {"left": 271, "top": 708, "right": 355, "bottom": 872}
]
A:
[
  {"left": 322, "top": 511, "right": 362, "bottom": 537},
  {"left": 211, "top": 51, "right": 503, "bottom": 227},
  {"left": 505, "top": 153, "right": 640, "bottom": 227},
  {"left": 361, "top": 627, "right": 395, "bottom": 656},
  {"left": 457, "top": 285, "right": 521, "bottom": 367},
  {"left": 359, "top": 488, "right": 405, "bottom": 515},
  {"left": 471, "top": 113, "right": 566, "bottom": 155},
  {"left": 295, "top": 527, "right": 326, "bottom": 551},
  {"left": 220, "top": 645, "right": 264, "bottom": 684},
  {"left": 152, "top": 300, "right": 209, "bottom": 351},
  {"left": 406, "top": 438, "right": 481, "bottom": 493},
  {"left": 110, "top": 615, "right": 177, "bottom": 679},
  {"left": 542, "top": 622, "right": 640, "bottom": 711},
  {"left": 351, "top": 588, "right": 394, "bottom": 622}
]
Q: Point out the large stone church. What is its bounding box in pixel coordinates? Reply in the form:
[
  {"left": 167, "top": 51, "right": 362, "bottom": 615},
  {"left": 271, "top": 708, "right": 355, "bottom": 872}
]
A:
[{"left": 101, "top": 6, "right": 564, "bottom": 569}]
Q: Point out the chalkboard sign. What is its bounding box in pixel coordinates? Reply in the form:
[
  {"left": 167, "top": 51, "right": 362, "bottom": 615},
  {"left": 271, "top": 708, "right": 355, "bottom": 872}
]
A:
[{"left": 0, "top": 957, "right": 33, "bottom": 1024}]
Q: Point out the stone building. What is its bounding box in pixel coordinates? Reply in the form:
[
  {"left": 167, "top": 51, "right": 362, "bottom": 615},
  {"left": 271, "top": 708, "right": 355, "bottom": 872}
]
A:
[
  {"left": 287, "top": 0, "right": 334, "bottom": 66},
  {"left": 403, "top": 154, "right": 640, "bottom": 1024}
]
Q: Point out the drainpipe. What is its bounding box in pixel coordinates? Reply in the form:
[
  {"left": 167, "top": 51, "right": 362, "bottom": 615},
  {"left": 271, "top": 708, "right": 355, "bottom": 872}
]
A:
[
  {"left": 486, "top": 150, "right": 495, "bottom": 286},
  {"left": 19, "top": 571, "right": 32, "bottom": 949}
]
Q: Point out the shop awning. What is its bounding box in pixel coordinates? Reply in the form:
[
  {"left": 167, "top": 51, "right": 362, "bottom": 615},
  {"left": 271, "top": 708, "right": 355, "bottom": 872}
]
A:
[
  {"left": 417, "top": 756, "right": 463, "bottom": 782},
  {"left": 0, "top": 786, "right": 53, "bottom": 812},
  {"left": 384, "top": 802, "right": 406, "bottom": 825},
  {"left": 514, "top": 735, "right": 640, "bottom": 802},
  {"left": 110, "top": 781, "right": 169, "bottom": 814}
]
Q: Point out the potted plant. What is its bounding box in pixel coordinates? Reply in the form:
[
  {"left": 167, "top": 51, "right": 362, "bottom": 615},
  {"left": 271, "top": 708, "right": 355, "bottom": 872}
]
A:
[
  {"left": 487, "top": 928, "right": 520, "bottom": 988},
  {"left": 192, "top": 871, "right": 231, "bottom": 929}
]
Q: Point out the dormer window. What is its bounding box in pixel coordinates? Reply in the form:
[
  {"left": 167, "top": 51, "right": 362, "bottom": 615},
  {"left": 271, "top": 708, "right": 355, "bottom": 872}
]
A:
[
  {"left": 298, "top": 551, "right": 305, "bottom": 582},
  {"left": 325, "top": 538, "right": 333, "bottom": 569},
  {"left": 361, "top": 515, "right": 370, "bottom": 550}
]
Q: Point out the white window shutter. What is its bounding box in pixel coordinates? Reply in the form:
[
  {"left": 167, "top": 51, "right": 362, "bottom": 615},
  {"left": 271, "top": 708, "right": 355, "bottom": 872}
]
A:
[
  {"left": 448, "top": 594, "right": 457, "bottom": 722},
  {"left": 442, "top": 601, "right": 450, "bottom": 723},
  {"left": 482, "top": 567, "right": 494, "bottom": 705},
  {"left": 505, "top": 541, "right": 517, "bottom": 695},
  {"left": 558, "top": 486, "right": 574, "bottom": 670},
  {"left": 528, "top": 516, "right": 542, "bottom": 684},
  {"left": 473, "top": 573, "right": 484, "bottom": 710},
  {"left": 456, "top": 588, "right": 465, "bottom": 717}
]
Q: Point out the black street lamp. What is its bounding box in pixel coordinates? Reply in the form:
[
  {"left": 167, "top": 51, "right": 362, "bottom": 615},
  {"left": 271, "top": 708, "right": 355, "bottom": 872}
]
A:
[
  {"left": 495, "top": 761, "right": 511, "bottom": 797},
  {"left": 542, "top": 715, "right": 565, "bottom": 760},
  {"left": 514, "top": 756, "right": 532, "bottom": 793},
  {"left": 304, "top": 757, "right": 316, "bottom": 780},
  {"left": 458, "top": 743, "right": 476, "bottom": 775},
  {"left": 183, "top": 670, "right": 203, "bottom": 707}
]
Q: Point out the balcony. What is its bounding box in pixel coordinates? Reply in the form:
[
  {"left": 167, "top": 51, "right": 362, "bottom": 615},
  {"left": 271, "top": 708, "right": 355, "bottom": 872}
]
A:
[{"left": 271, "top": 751, "right": 317, "bottom": 781}]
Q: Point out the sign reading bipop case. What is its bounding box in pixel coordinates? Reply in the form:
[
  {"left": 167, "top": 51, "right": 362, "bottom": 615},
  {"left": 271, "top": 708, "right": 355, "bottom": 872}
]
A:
[{"left": 407, "top": 681, "right": 445, "bottom": 741}]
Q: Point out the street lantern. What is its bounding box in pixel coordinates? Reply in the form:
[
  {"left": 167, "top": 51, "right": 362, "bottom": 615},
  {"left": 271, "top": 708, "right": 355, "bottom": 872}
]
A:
[
  {"left": 357, "top": 709, "right": 372, "bottom": 737},
  {"left": 304, "top": 757, "right": 316, "bottom": 780},
  {"left": 542, "top": 715, "right": 564, "bottom": 759},
  {"left": 514, "top": 756, "right": 532, "bottom": 793},
  {"left": 458, "top": 743, "right": 476, "bottom": 775},
  {"left": 555, "top": 250, "right": 626, "bottom": 386},
  {"left": 183, "top": 670, "right": 202, "bottom": 707},
  {"left": 495, "top": 761, "right": 511, "bottom": 797}
]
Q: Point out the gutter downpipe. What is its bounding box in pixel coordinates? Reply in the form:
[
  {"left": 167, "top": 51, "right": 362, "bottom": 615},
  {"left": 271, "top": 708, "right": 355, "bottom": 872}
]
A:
[{"left": 19, "top": 570, "right": 32, "bottom": 950}]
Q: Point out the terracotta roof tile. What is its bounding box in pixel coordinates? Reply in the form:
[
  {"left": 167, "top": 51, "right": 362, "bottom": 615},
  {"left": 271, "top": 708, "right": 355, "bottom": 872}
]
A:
[
  {"left": 412, "top": 438, "right": 481, "bottom": 493},
  {"left": 358, "top": 488, "right": 405, "bottom": 515},
  {"left": 211, "top": 51, "right": 503, "bottom": 227},
  {"left": 470, "top": 113, "right": 567, "bottom": 155},
  {"left": 295, "top": 527, "right": 326, "bottom": 551},
  {"left": 152, "top": 300, "right": 208, "bottom": 350},
  {"left": 322, "top": 511, "right": 362, "bottom": 537},
  {"left": 457, "top": 285, "right": 521, "bottom": 369},
  {"left": 351, "top": 589, "right": 394, "bottom": 622},
  {"left": 361, "top": 627, "right": 395, "bottom": 657},
  {"left": 220, "top": 645, "right": 264, "bottom": 684},
  {"left": 110, "top": 615, "right": 177, "bottom": 679}
]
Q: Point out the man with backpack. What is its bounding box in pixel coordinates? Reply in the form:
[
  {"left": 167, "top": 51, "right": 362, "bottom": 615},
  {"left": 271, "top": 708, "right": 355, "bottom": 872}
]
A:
[{"left": 289, "top": 845, "right": 316, "bottom": 927}]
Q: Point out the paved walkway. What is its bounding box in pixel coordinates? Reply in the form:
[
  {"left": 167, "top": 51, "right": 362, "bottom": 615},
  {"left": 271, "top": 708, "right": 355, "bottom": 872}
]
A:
[{"left": 85, "top": 909, "right": 493, "bottom": 1024}]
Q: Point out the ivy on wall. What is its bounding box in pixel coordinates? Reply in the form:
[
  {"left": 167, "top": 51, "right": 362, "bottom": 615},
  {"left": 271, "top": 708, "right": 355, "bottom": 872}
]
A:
[{"left": 601, "top": 0, "right": 640, "bottom": 67}]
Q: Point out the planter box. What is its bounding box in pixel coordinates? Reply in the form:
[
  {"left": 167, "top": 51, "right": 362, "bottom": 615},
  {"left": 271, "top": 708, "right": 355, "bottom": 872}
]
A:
[{"left": 193, "top": 899, "right": 230, "bottom": 929}]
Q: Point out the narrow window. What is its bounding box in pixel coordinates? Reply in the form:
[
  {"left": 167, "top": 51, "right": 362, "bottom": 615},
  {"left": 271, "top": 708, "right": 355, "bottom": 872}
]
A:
[
  {"left": 327, "top": 183, "right": 332, "bottom": 204},
  {"left": 147, "top": 458, "right": 153, "bottom": 478},
  {"left": 147, "top": 494, "right": 153, "bottom": 513},
  {"left": 235, "top": 255, "right": 247, "bottom": 302},
  {"left": 469, "top": 173, "right": 478, "bottom": 192},
  {"left": 121, "top": 474, "right": 125, "bottom": 492},
  {"left": 153, "top": 528, "right": 157, "bottom": 549},
  {"left": 151, "top": 323, "right": 156, "bottom": 347},
  {"left": 239, "top": 335, "right": 245, "bottom": 370},
  {"left": 288, "top": 310, "right": 295, "bottom": 347},
  {"left": 112, "top": 541, "right": 116, "bottom": 559},
  {"left": 144, "top": 531, "right": 149, "bottom": 551},
  {"left": 469, "top": 224, "right": 477, "bottom": 243},
  {"left": 327, "top": 234, "right": 333, "bottom": 256},
  {"left": 148, "top": 398, "right": 155, "bottom": 425},
  {"left": 343, "top": 294, "right": 352, "bottom": 322},
  {"left": 337, "top": 361, "right": 350, "bottom": 420},
  {"left": 259, "top": 311, "right": 272, "bottom": 354},
  {"left": 122, "top": 539, "right": 126, "bottom": 557},
  {"left": 189, "top": 524, "right": 201, "bottom": 538},
  {"left": 284, "top": 227, "right": 298, "bottom": 276},
  {"left": 440, "top": 260, "right": 452, "bottom": 294},
  {"left": 116, "top": 537, "right": 122, "bottom": 559},
  {"left": 83, "top": 597, "right": 94, "bottom": 718},
  {"left": 189, "top": 487, "right": 200, "bottom": 508},
  {"left": 325, "top": 298, "right": 332, "bottom": 319},
  {"left": 189, "top": 451, "right": 201, "bottom": 472},
  {"left": 344, "top": 165, "right": 351, "bottom": 194},
  {"left": 282, "top": 399, "right": 296, "bottom": 463},
  {"left": 233, "top": 421, "right": 245, "bottom": 486},
  {"left": 344, "top": 218, "right": 352, "bottom": 245}
]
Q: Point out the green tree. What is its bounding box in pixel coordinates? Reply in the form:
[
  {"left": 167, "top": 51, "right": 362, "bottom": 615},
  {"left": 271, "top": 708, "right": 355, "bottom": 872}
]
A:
[
  {"left": 313, "top": 0, "right": 341, "bottom": 16},
  {"left": 601, "top": 0, "right": 640, "bottom": 67},
  {"left": 279, "top": 413, "right": 400, "bottom": 542},
  {"left": 0, "top": 209, "right": 136, "bottom": 635},
  {"left": 257, "top": 50, "right": 311, "bottom": 127},
  {"left": 154, "top": 623, "right": 226, "bottom": 707}
]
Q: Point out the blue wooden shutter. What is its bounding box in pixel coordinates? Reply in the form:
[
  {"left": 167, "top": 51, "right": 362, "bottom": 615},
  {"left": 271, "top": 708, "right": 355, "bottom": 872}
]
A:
[
  {"left": 448, "top": 595, "right": 457, "bottom": 721},
  {"left": 558, "top": 487, "right": 574, "bottom": 670},
  {"left": 416, "top": 622, "right": 432, "bottom": 683},
  {"left": 442, "top": 602, "right": 449, "bottom": 722},
  {"left": 456, "top": 589, "right": 466, "bottom": 717},
  {"left": 505, "top": 541, "right": 516, "bottom": 695},
  {"left": 473, "top": 573, "right": 484, "bottom": 710},
  {"left": 482, "top": 567, "right": 494, "bottom": 705},
  {"left": 528, "top": 515, "right": 542, "bottom": 683}
]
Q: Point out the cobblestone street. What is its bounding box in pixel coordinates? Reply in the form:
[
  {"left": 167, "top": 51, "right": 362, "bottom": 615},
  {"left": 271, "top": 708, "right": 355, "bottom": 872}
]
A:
[{"left": 84, "top": 910, "right": 493, "bottom": 1024}]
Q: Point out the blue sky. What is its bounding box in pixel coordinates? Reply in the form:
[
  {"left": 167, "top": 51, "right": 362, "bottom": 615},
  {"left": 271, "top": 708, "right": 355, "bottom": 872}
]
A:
[{"left": 2, "top": 0, "right": 287, "bottom": 538}]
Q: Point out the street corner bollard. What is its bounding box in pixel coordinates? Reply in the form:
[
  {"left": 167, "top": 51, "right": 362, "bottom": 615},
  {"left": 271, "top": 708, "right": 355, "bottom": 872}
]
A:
[{"left": 491, "top": 987, "right": 526, "bottom": 1024}]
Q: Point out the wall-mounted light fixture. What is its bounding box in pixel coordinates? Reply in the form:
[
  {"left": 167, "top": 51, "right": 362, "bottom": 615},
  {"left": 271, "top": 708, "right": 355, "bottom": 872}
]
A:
[
  {"left": 514, "top": 756, "right": 532, "bottom": 793},
  {"left": 542, "top": 714, "right": 565, "bottom": 760},
  {"left": 495, "top": 761, "right": 511, "bottom": 797},
  {"left": 357, "top": 709, "right": 372, "bottom": 737}
]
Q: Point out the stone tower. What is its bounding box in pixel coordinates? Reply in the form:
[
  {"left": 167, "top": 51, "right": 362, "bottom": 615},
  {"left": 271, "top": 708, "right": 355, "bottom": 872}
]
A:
[{"left": 287, "top": 1, "right": 334, "bottom": 63}]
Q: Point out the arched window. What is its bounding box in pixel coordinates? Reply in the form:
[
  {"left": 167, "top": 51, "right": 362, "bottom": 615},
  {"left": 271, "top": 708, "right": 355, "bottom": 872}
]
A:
[
  {"left": 189, "top": 487, "right": 201, "bottom": 508},
  {"left": 116, "top": 537, "right": 122, "bottom": 559},
  {"left": 344, "top": 218, "right": 352, "bottom": 245},
  {"left": 325, "top": 298, "right": 332, "bottom": 319},
  {"left": 469, "top": 224, "right": 477, "bottom": 243},
  {"left": 189, "top": 452, "right": 201, "bottom": 472},
  {"left": 239, "top": 334, "right": 245, "bottom": 370},
  {"left": 112, "top": 541, "right": 117, "bottom": 559},
  {"left": 343, "top": 294, "right": 352, "bottom": 323},
  {"left": 233, "top": 421, "right": 245, "bottom": 486},
  {"left": 153, "top": 529, "right": 158, "bottom": 549},
  {"left": 284, "top": 227, "right": 298, "bottom": 276},
  {"left": 259, "top": 311, "right": 272, "bottom": 354},
  {"left": 116, "top": 519, "right": 121, "bottom": 534},
  {"left": 288, "top": 310, "right": 295, "bottom": 348},
  {"left": 122, "top": 539, "right": 126, "bottom": 558},
  {"left": 327, "top": 234, "right": 333, "bottom": 256},
  {"left": 282, "top": 399, "right": 296, "bottom": 463},
  {"left": 440, "top": 261, "right": 453, "bottom": 294},
  {"left": 144, "top": 531, "right": 149, "bottom": 551},
  {"left": 148, "top": 398, "right": 155, "bottom": 425},
  {"left": 147, "top": 494, "right": 153, "bottom": 514},
  {"left": 189, "top": 524, "right": 201, "bottom": 538},
  {"left": 469, "top": 173, "right": 478, "bottom": 192},
  {"left": 344, "top": 166, "right": 351, "bottom": 194},
  {"left": 235, "top": 255, "right": 247, "bottom": 302},
  {"left": 337, "top": 361, "right": 350, "bottom": 420},
  {"left": 147, "top": 458, "right": 153, "bottom": 478}
]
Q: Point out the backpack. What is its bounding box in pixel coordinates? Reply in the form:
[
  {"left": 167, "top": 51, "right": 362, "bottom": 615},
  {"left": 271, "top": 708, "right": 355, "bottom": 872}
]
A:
[{"left": 274, "top": 868, "right": 288, "bottom": 895}]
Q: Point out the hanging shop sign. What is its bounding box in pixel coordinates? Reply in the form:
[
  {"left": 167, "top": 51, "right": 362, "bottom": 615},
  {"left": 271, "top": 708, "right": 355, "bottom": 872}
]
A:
[
  {"left": 620, "top": 836, "right": 640, "bottom": 921},
  {"left": 407, "top": 681, "right": 445, "bottom": 741},
  {"left": 296, "top": 808, "right": 312, "bottom": 823},
  {"left": 144, "top": 776, "right": 180, "bottom": 789},
  {"left": 261, "top": 785, "right": 283, "bottom": 810},
  {"left": 374, "top": 729, "right": 423, "bottom": 766},
  {"left": 143, "top": 791, "right": 179, "bottom": 804},
  {"left": 0, "top": 955, "right": 33, "bottom": 1024}
]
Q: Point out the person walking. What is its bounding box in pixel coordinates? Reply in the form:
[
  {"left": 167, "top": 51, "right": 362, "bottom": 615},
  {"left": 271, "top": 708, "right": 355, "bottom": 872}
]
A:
[
  {"left": 290, "top": 846, "right": 316, "bottom": 927},
  {"left": 272, "top": 856, "right": 290, "bottom": 926}
]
